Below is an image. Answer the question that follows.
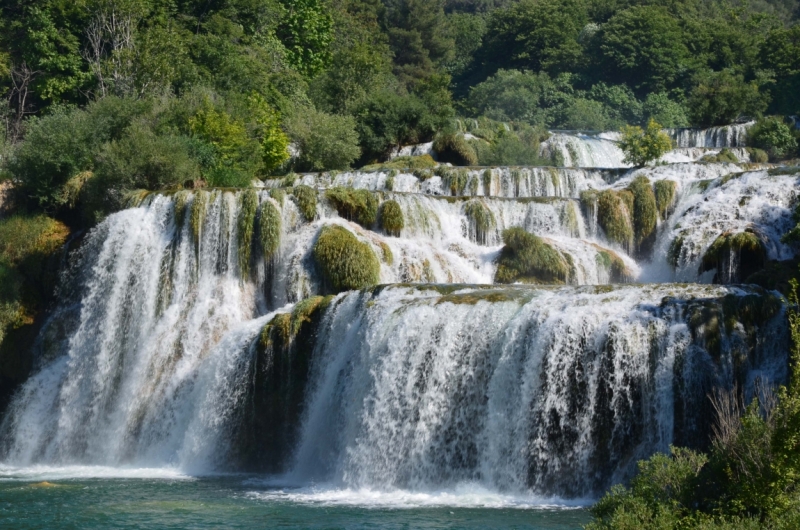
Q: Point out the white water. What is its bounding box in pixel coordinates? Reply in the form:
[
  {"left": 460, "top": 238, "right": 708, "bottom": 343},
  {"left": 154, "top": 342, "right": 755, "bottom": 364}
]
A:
[{"left": 0, "top": 158, "right": 795, "bottom": 503}]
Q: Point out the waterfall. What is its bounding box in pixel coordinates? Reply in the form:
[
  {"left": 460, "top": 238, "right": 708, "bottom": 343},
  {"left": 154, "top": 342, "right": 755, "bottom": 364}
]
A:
[
  {"left": 539, "top": 133, "right": 628, "bottom": 168},
  {"left": 0, "top": 158, "right": 795, "bottom": 501},
  {"left": 666, "top": 123, "right": 752, "bottom": 148}
]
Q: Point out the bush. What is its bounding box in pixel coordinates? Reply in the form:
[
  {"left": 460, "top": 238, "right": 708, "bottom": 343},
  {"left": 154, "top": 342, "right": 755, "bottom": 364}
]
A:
[
  {"left": 642, "top": 92, "right": 689, "bottom": 128},
  {"left": 379, "top": 200, "right": 404, "bottom": 236},
  {"left": 748, "top": 117, "right": 798, "bottom": 160},
  {"left": 687, "top": 70, "right": 769, "bottom": 127},
  {"left": 325, "top": 187, "right": 379, "bottom": 228},
  {"left": 433, "top": 132, "right": 478, "bottom": 166},
  {"left": 618, "top": 119, "right": 673, "bottom": 166},
  {"left": 495, "top": 227, "right": 570, "bottom": 284},
  {"left": 586, "top": 189, "right": 633, "bottom": 250},
  {"left": 312, "top": 225, "right": 380, "bottom": 293},
  {"left": 285, "top": 106, "right": 361, "bottom": 171}
]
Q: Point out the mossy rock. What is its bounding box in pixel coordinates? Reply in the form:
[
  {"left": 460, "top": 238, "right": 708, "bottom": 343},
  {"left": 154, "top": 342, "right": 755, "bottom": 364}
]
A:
[
  {"left": 361, "top": 155, "right": 436, "bottom": 172},
  {"left": 268, "top": 188, "right": 286, "bottom": 205},
  {"left": 292, "top": 185, "right": 318, "bottom": 222},
  {"left": 654, "top": 180, "right": 677, "bottom": 220},
  {"left": 190, "top": 191, "right": 209, "bottom": 249},
  {"left": 325, "top": 187, "right": 378, "bottom": 228},
  {"left": 259, "top": 199, "right": 282, "bottom": 261},
  {"left": 378, "top": 200, "right": 404, "bottom": 237},
  {"left": 592, "top": 245, "right": 634, "bottom": 283},
  {"left": 464, "top": 199, "right": 496, "bottom": 245},
  {"left": 313, "top": 225, "right": 380, "bottom": 294},
  {"left": 746, "top": 147, "right": 769, "bottom": 163},
  {"left": 628, "top": 176, "right": 658, "bottom": 256},
  {"left": 596, "top": 190, "right": 633, "bottom": 250},
  {"left": 237, "top": 190, "right": 259, "bottom": 277},
  {"left": 700, "top": 148, "right": 739, "bottom": 164},
  {"left": 667, "top": 232, "right": 687, "bottom": 268},
  {"left": 433, "top": 133, "right": 478, "bottom": 166},
  {"left": 700, "top": 230, "right": 767, "bottom": 283},
  {"left": 495, "top": 227, "right": 569, "bottom": 284}
]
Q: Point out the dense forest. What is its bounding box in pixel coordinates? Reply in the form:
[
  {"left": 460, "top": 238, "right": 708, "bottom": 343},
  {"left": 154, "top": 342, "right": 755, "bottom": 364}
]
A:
[{"left": 0, "top": 0, "right": 799, "bottom": 220}]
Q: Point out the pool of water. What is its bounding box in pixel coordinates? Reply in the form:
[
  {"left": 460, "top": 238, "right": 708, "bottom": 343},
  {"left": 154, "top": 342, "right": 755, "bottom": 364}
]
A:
[{"left": 0, "top": 467, "right": 592, "bottom": 529}]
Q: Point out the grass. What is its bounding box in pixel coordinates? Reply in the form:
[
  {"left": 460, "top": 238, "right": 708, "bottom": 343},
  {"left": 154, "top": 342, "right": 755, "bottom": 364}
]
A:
[
  {"left": 292, "top": 185, "right": 318, "bottom": 221},
  {"left": 259, "top": 198, "right": 282, "bottom": 262},
  {"left": 629, "top": 176, "right": 658, "bottom": 253},
  {"left": 312, "top": 225, "right": 380, "bottom": 294},
  {"left": 361, "top": 155, "right": 436, "bottom": 172},
  {"left": 464, "top": 199, "right": 496, "bottom": 245},
  {"left": 237, "top": 190, "right": 259, "bottom": 277},
  {"left": 654, "top": 180, "right": 677, "bottom": 219}
]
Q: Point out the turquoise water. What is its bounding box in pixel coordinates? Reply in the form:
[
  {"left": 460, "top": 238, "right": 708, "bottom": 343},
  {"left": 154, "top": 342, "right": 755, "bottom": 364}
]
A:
[{"left": 0, "top": 468, "right": 591, "bottom": 529}]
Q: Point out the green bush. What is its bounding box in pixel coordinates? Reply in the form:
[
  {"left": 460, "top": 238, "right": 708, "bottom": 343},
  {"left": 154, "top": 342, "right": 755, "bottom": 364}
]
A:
[
  {"left": 642, "top": 92, "right": 689, "bottom": 128},
  {"left": 325, "top": 187, "right": 379, "bottom": 228},
  {"left": 619, "top": 119, "right": 673, "bottom": 167},
  {"left": 687, "top": 70, "right": 769, "bottom": 127},
  {"left": 312, "top": 225, "right": 380, "bottom": 293},
  {"left": 495, "top": 227, "right": 569, "bottom": 284},
  {"left": 378, "top": 200, "right": 404, "bottom": 236},
  {"left": 701, "top": 148, "right": 740, "bottom": 164},
  {"left": 285, "top": 106, "right": 361, "bottom": 171},
  {"left": 748, "top": 117, "right": 798, "bottom": 160},
  {"left": 748, "top": 148, "right": 769, "bottom": 163},
  {"left": 292, "top": 185, "right": 318, "bottom": 222},
  {"left": 433, "top": 132, "right": 478, "bottom": 166}
]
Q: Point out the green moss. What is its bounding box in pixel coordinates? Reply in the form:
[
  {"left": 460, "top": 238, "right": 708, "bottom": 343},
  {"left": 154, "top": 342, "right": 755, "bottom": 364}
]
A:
[
  {"left": 494, "top": 227, "right": 569, "bottom": 284},
  {"left": 700, "top": 230, "right": 766, "bottom": 282},
  {"left": 126, "top": 189, "right": 150, "bottom": 208},
  {"left": 378, "top": 241, "right": 394, "bottom": 265},
  {"left": 385, "top": 174, "right": 395, "bottom": 191},
  {"left": 379, "top": 200, "right": 404, "bottom": 236},
  {"left": 561, "top": 201, "right": 580, "bottom": 237},
  {"left": 743, "top": 259, "right": 800, "bottom": 297},
  {"left": 597, "top": 190, "right": 634, "bottom": 250},
  {"left": 282, "top": 173, "right": 299, "bottom": 187},
  {"left": 701, "top": 148, "right": 739, "bottom": 164},
  {"left": 654, "top": 180, "right": 677, "bottom": 220},
  {"left": 292, "top": 185, "right": 318, "bottom": 222},
  {"left": 464, "top": 199, "right": 496, "bottom": 245},
  {"left": 268, "top": 188, "right": 285, "bottom": 205},
  {"left": 190, "top": 191, "right": 209, "bottom": 249},
  {"left": 413, "top": 168, "right": 433, "bottom": 180},
  {"left": 767, "top": 166, "right": 800, "bottom": 176},
  {"left": 592, "top": 244, "right": 633, "bottom": 283},
  {"left": 173, "top": 190, "right": 191, "bottom": 230},
  {"left": 482, "top": 169, "right": 493, "bottom": 195},
  {"left": 445, "top": 168, "right": 470, "bottom": 196},
  {"left": 437, "top": 289, "right": 531, "bottom": 305},
  {"left": 325, "top": 187, "right": 379, "bottom": 228},
  {"left": 313, "top": 225, "right": 381, "bottom": 294},
  {"left": 237, "top": 190, "right": 259, "bottom": 277},
  {"left": 667, "top": 233, "right": 687, "bottom": 268},
  {"left": 628, "top": 176, "right": 658, "bottom": 254},
  {"left": 362, "top": 155, "right": 436, "bottom": 171},
  {"left": 259, "top": 199, "right": 282, "bottom": 261},
  {"left": 433, "top": 133, "right": 479, "bottom": 166},
  {"left": 746, "top": 147, "right": 769, "bottom": 163}
]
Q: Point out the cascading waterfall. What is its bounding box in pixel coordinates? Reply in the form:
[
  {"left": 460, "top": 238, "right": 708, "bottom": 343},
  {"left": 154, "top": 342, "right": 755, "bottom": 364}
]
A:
[
  {"left": 0, "top": 158, "right": 795, "bottom": 502},
  {"left": 666, "top": 123, "right": 752, "bottom": 148}
]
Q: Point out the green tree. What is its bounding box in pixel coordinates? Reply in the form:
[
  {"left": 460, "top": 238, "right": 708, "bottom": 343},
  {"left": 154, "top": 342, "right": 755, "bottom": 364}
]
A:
[
  {"left": 748, "top": 116, "right": 798, "bottom": 159},
  {"left": 687, "top": 69, "right": 769, "bottom": 127},
  {"left": 618, "top": 119, "right": 673, "bottom": 167},
  {"left": 286, "top": 105, "right": 361, "bottom": 170},
  {"left": 277, "top": 0, "right": 334, "bottom": 76},
  {"left": 760, "top": 24, "right": 800, "bottom": 115},
  {"left": 248, "top": 94, "right": 290, "bottom": 173}
]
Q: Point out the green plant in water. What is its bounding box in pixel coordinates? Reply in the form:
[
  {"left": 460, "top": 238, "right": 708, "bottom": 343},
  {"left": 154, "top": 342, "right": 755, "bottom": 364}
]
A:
[
  {"left": 292, "top": 185, "right": 318, "bottom": 221},
  {"left": 628, "top": 176, "right": 658, "bottom": 252},
  {"left": 325, "top": 187, "right": 378, "bottom": 227},
  {"left": 593, "top": 245, "right": 632, "bottom": 283},
  {"left": 259, "top": 199, "right": 282, "bottom": 262},
  {"left": 385, "top": 175, "right": 395, "bottom": 191},
  {"left": 313, "top": 225, "right": 380, "bottom": 294},
  {"left": 379, "top": 200, "right": 404, "bottom": 237},
  {"left": 268, "top": 188, "right": 285, "bottom": 205},
  {"left": 597, "top": 190, "right": 634, "bottom": 250},
  {"left": 447, "top": 169, "right": 469, "bottom": 196},
  {"left": 173, "top": 190, "right": 191, "bottom": 230},
  {"left": 618, "top": 119, "right": 673, "bottom": 166},
  {"left": 190, "top": 191, "right": 209, "bottom": 250},
  {"left": 495, "top": 227, "right": 569, "bottom": 284},
  {"left": 464, "top": 199, "right": 496, "bottom": 245},
  {"left": 237, "top": 190, "right": 259, "bottom": 277},
  {"left": 482, "top": 169, "right": 493, "bottom": 196},
  {"left": 361, "top": 155, "right": 436, "bottom": 172},
  {"left": 654, "top": 180, "right": 677, "bottom": 220},
  {"left": 700, "top": 230, "right": 766, "bottom": 281}
]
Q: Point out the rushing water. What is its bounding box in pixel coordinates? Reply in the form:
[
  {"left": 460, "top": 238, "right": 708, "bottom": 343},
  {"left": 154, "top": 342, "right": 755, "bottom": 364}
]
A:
[{"left": 0, "top": 157, "right": 795, "bottom": 524}]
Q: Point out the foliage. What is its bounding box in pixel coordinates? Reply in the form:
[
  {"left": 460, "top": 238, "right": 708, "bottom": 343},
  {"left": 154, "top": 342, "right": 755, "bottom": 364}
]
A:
[
  {"left": 433, "top": 132, "right": 478, "bottom": 166},
  {"left": 748, "top": 116, "right": 799, "bottom": 160},
  {"left": 618, "top": 119, "right": 673, "bottom": 167},
  {"left": 312, "top": 224, "right": 380, "bottom": 293},
  {"left": 361, "top": 155, "right": 437, "bottom": 171},
  {"left": 325, "top": 187, "right": 379, "bottom": 228},
  {"left": 276, "top": 0, "right": 334, "bottom": 76},
  {"left": 584, "top": 189, "right": 633, "bottom": 250},
  {"left": 654, "top": 180, "right": 677, "bottom": 219},
  {"left": 291, "top": 185, "right": 318, "bottom": 221},
  {"left": 286, "top": 106, "right": 361, "bottom": 171},
  {"left": 628, "top": 176, "right": 658, "bottom": 253},
  {"left": 687, "top": 70, "right": 769, "bottom": 127},
  {"left": 237, "top": 190, "right": 259, "bottom": 277},
  {"left": 495, "top": 227, "right": 569, "bottom": 284},
  {"left": 464, "top": 199, "right": 495, "bottom": 244},
  {"left": 259, "top": 198, "right": 282, "bottom": 261},
  {"left": 248, "top": 94, "right": 290, "bottom": 173},
  {"left": 379, "top": 199, "right": 404, "bottom": 236}
]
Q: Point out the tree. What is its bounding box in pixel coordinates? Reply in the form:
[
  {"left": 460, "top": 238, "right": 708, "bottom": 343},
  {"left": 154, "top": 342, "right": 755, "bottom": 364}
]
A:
[
  {"left": 285, "top": 105, "right": 361, "bottom": 171},
  {"left": 687, "top": 69, "right": 769, "bottom": 127},
  {"left": 276, "top": 0, "right": 334, "bottom": 77},
  {"left": 618, "top": 119, "right": 673, "bottom": 167},
  {"left": 748, "top": 116, "right": 798, "bottom": 159}
]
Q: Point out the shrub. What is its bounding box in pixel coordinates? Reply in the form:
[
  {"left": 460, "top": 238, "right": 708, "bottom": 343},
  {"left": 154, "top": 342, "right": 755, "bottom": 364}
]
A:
[
  {"left": 618, "top": 119, "right": 673, "bottom": 167},
  {"left": 687, "top": 69, "right": 769, "bottom": 127},
  {"left": 642, "top": 92, "right": 689, "bottom": 128},
  {"left": 292, "top": 185, "right": 318, "bottom": 222},
  {"left": 325, "top": 187, "right": 379, "bottom": 228},
  {"left": 748, "top": 117, "right": 798, "bottom": 160},
  {"left": 286, "top": 106, "right": 361, "bottom": 171},
  {"left": 495, "top": 227, "right": 569, "bottom": 284},
  {"left": 312, "top": 225, "right": 380, "bottom": 293},
  {"left": 748, "top": 148, "right": 769, "bottom": 163},
  {"left": 379, "top": 200, "right": 404, "bottom": 236},
  {"left": 701, "top": 148, "right": 740, "bottom": 164}
]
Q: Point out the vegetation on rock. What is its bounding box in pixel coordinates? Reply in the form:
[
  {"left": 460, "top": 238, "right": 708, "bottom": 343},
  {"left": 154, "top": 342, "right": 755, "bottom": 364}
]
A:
[
  {"left": 700, "top": 230, "right": 767, "bottom": 283},
  {"left": 325, "top": 188, "right": 378, "bottom": 228},
  {"left": 619, "top": 120, "right": 673, "bottom": 167},
  {"left": 378, "top": 200, "right": 404, "bottom": 237},
  {"left": 653, "top": 180, "right": 677, "bottom": 219},
  {"left": 464, "top": 199, "right": 496, "bottom": 245},
  {"left": 495, "top": 227, "right": 569, "bottom": 284},
  {"left": 259, "top": 199, "right": 282, "bottom": 262},
  {"left": 292, "top": 185, "right": 318, "bottom": 222},
  {"left": 312, "top": 225, "right": 380, "bottom": 294}
]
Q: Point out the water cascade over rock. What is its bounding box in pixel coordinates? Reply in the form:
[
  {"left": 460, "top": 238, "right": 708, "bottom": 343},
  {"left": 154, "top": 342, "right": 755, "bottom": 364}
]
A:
[{"left": 0, "top": 157, "right": 796, "bottom": 500}]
